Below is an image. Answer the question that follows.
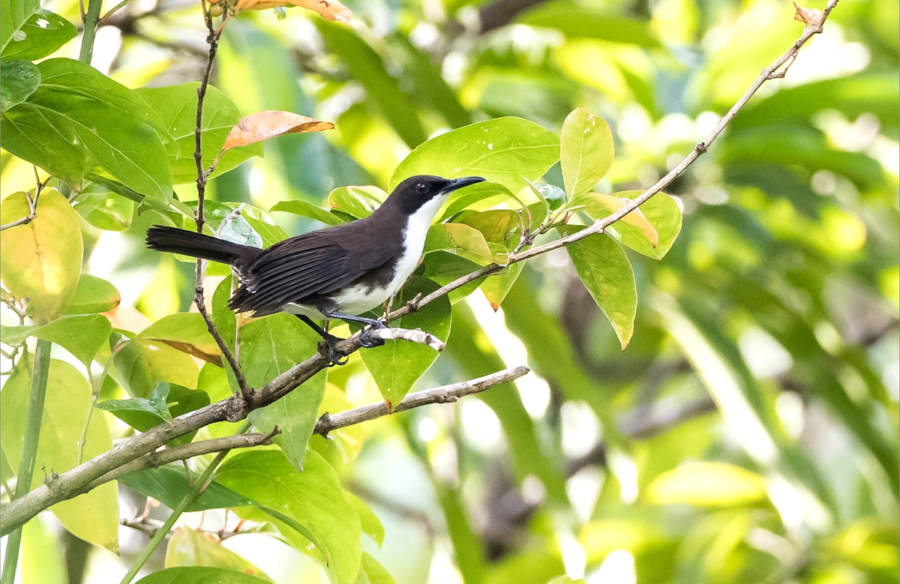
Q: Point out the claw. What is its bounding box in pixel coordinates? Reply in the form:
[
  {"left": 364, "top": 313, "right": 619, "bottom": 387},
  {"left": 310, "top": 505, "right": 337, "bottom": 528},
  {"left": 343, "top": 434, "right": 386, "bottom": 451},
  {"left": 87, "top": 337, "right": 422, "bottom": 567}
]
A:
[
  {"left": 359, "top": 325, "right": 386, "bottom": 349},
  {"left": 318, "top": 337, "right": 349, "bottom": 367}
]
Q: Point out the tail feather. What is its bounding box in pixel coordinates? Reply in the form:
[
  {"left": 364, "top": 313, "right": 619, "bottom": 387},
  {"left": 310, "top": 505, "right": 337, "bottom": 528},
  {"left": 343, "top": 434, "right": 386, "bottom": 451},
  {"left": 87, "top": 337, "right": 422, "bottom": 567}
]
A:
[{"left": 146, "top": 226, "right": 257, "bottom": 266}]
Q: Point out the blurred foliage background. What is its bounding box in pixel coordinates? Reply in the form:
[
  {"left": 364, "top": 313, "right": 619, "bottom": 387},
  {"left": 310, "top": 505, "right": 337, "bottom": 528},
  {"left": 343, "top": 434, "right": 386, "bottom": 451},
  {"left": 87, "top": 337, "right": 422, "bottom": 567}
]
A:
[{"left": 1, "top": 0, "right": 898, "bottom": 583}]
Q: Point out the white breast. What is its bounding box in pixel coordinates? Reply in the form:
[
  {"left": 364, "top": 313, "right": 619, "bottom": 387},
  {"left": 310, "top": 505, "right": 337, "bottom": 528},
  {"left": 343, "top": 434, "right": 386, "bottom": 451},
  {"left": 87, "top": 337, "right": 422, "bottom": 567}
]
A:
[{"left": 315, "top": 195, "right": 444, "bottom": 316}]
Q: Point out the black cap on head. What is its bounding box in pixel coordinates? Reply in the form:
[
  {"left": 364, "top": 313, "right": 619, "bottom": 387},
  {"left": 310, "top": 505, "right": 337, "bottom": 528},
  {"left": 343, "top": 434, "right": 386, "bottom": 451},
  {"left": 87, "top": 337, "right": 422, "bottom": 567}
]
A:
[{"left": 387, "top": 175, "right": 485, "bottom": 215}]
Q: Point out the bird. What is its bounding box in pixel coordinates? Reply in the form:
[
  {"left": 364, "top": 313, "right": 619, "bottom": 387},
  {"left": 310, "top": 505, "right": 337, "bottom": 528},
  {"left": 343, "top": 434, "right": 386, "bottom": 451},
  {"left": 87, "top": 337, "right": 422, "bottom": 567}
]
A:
[{"left": 146, "top": 175, "right": 485, "bottom": 364}]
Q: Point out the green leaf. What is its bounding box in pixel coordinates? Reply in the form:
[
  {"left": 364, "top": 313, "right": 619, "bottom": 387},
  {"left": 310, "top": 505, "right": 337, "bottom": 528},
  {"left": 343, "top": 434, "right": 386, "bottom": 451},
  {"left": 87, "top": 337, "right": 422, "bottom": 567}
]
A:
[
  {"left": 560, "top": 108, "right": 615, "bottom": 199},
  {"left": 0, "top": 59, "right": 39, "bottom": 113},
  {"left": 0, "top": 314, "right": 111, "bottom": 367},
  {"left": 310, "top": 383, "right": 364, "bottom": 467},
  {"left": 21, "top": 516, "right": 67, "bottom": 584},
  {"left": 360, "top": 553, "right": 396, "bottom": 584},
  {"left": 0, "top": 357, "right": 119, "bottom": 551},
  {"left": 1, "top": 8, "right": 76, "bottom": 60},
  {"left": 2, "top": 58, "right": 174, "bottom": 197},
  {"left": 436, "top": 181, "right": 516, "bottom": 223},
  {"left": 0, "top": 189, "right": 82, "bottom": 324},
  {"left": 216, "top": 450, "right": 362, "bottom": 584},
  {"left": 270, "top": 200, "right": 345, "bottom": 226},
  {"left": 73, "top": 185, "right": 135, "bottom": 231},
  {"left": 316, "top": 20, "right": 427, "bottom": 148},
  {"left": 359, "top": 277, "right": 451, "bottom": 409},
  {"left": 112, "top": 338, "right": 199, "bottom": 398},
  {"left": 567, "top": 192, "right": 659, "bottom": 250},
  {"left": 138, "top": 312, "right": 222, "bottom": 365},
  {"left": 118, "top": 465, "right": 253, "bottom": 512},
  {"left": 390, "top": 117, "right": 560, "bottom": 194},
  {"left": 243, "top": 314, "right": 327, "bottom": 471},
  {"left": 135, "top": 567, "right": 271, "bottom": 584},
  {"left": 327, "top": 185, "right": 387, "bottom": 220},
  {"left": 62, "top": 274, "right": 121, "bottom": 315},
  {"left": 0, "top": 0, "right": 40, "bottom": 54},
  {"left": 461, "top": 210, "right": 525, "bottom": 310},
  {"left": 518, "top": 5, "right": 662, "bottom": 47},
  {"left": 97, "top": 383, "right": 209, "bottom": 445},
  {"left": 561, "top": 227, "right": 636, "bottom": 349},
  {"left": 345, "top": 491, "right": 385, "bottom": 547},
  {"left": 425, "top": 223, "right": 497, "bottom": 266},
  {"left": 165, "top": 527, "right": 273, "bottom": 581},
  {"left": 135, "top": 83, "right": 262, "bottom": 184},
  {"left": 610, "top": 190, "right": 682, "bottom": 259}
]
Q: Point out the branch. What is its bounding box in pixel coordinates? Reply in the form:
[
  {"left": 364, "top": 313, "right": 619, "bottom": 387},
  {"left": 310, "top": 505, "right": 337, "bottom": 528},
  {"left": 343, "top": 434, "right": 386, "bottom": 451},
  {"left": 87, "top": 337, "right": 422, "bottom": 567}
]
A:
[
  {"left": 82, "top": 433, "right": 276, "bottom": 493},
  {"left": 0, "top": 172, "right": 44, "bottom": 232},
  {"left": 0, "top": 0, "right": 838, "bottom": 535},
  {"left": 363, "top": 327, "right": 446, "bottom": 352},
  {"left": 190, "top": 17, "right": 253, "bottom": 402},
  {"left": 315, "top": 366, "right": 529, "bottom": 433}
]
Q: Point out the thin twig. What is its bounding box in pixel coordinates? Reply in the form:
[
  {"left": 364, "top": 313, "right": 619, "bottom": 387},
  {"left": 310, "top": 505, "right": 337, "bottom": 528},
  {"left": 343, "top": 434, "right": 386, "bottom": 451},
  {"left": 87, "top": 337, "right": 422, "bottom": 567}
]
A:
[
  {"left": 0, "top": 172, "right": 43, "bottom": 232},
  {"left": 0, "top": 1, "right": 839, "bottom": 535},
  {"left": 190, "top": 20, "right": 253, "bottom": 402}
]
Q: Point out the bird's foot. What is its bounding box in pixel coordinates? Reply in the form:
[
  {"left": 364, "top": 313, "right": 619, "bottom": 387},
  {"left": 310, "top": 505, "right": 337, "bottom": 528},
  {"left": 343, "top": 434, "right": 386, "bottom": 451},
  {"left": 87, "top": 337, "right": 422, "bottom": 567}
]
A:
[
  {"left": 317, "top": 334, "right": 350, "bottom": 367},
  {"left": 359, "top": 321, "right": 387, "bottom": 349}
]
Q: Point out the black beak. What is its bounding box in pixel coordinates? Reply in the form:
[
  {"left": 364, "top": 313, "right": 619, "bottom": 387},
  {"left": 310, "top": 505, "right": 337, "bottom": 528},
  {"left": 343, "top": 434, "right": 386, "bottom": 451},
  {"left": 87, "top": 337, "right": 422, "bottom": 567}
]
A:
[{"left": 441, "top": 176, "right": 485, "bottom": 193}]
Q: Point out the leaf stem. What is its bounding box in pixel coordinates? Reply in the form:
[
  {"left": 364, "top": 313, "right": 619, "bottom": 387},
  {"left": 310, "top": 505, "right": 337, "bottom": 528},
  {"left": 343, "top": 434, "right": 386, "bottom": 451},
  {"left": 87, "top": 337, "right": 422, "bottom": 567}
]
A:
[
  {"left": 118, "top": 421, "right": 251, "bottom": 584},
  {"left": 0, "top": 339, "right": 52, "bottom": 584}
]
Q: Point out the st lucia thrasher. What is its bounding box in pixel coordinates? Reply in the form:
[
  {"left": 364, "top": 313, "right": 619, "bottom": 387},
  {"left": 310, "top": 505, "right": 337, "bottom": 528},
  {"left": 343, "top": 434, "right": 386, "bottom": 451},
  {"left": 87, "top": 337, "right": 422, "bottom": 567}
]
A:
[{"left": 146, "top": 175, "right": 485, "bottom": 364}]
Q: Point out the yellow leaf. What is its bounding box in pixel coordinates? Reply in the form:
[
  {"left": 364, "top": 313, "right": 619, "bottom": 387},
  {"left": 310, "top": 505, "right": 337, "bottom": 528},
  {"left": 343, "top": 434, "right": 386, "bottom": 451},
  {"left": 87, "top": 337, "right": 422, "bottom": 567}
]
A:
[
  {"left": 1, "top": 189, "right": 83, "bottom": 324},
  {"left": 569, "top": 192, "right": 659, "bottom": 248}
]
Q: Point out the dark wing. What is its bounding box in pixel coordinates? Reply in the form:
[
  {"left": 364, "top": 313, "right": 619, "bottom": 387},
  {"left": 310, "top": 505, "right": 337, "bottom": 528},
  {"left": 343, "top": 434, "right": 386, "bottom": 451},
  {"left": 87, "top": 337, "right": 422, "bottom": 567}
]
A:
[{"left": 228, "top": 221, "right": 395, "bottom": 315}]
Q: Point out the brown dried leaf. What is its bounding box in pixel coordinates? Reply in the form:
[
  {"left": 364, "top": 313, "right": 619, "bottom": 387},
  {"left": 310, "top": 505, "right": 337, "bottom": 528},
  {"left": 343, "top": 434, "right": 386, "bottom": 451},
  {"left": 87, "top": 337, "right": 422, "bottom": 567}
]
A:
[
  {"left": 222, "top": 111, "right": 335, "bottom": 152},
  {"left": 792, "top": 2, "right": 822, "bottom": 25},
  {"left": 234, "top": 0, "right": 352, "bottom": 20}
]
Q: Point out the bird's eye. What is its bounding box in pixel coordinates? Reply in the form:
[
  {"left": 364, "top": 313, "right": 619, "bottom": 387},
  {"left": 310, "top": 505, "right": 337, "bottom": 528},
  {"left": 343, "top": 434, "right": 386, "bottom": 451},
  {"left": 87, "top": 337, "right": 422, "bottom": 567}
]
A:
[{"left": 415, "top": 182, "right": 429, "bottom": 195}]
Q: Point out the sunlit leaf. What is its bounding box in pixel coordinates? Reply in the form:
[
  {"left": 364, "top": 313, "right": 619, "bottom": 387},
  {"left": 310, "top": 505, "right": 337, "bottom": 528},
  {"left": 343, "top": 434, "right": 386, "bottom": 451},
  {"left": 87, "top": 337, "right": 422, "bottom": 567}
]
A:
[
  {"left": 138, "top": 313, "right": 222, "bottom": 366},
  {"left": 328, "top": 185, "right": 387, "bottom": 220},
  {"left": 561, "top": 227, "right": 636, "bottom": 349},
  {"left": 560, "top": 108, "right": 614, "bottom": 199},
  {"left": 73, "top": 186, "right": 135, "bottom": 232},
  {"left": 345, "top": 491, "right": 385, "bottom": 547},
  {"left": 359, "top": 277, "right": 452, "bottom": 409},
  {"left": 361, "top": 553, "right": 396, "bottom": 584},
  {"left": 568, "top": 192, "right": 659, "bottom": 249},
  {"left": 112, "top": 337, "right": 199, "bottom": 398},
  {"left": 0, "top": 189, "right": 82, "bottom": 324},
  {"left": 390, "top": 117, "right": 560, "bottom": 194},
  {"left": 135, "top": 567, "right": 270, "bottom": 584},
  {"left": 1, "top": 8, "right": 76, "bottom": 60},
  {"left": 425, "top": 223, "right": 497, "bottom": 266},
  {"left": 235, "top": 0, "right": 351, "bottom": 20},
  {"left": 243, "top": 314, "right": 326, "bottom": 471},
  {"left": 216, "top": 450, "right": 362, "bottom": 584},
  {"left": 166, "top": 528, "right": 273, "bottom": 581},
  {"left": 0, "top": 314, "right": 110, "bottom": 367},
  {"left": 519, "top": 4, "right": 663, "bottom": 47},
  {"left": 63, "top": 274, "right": 120, "bottom": 315},
  {"left": 645, "top": 462, "right": 767, "bottom": 507},
  {"left": 0, "top": 357, "right": 118, "bottom": 552},
  {"left": 136, "top": 83, "right": 261, "bottom": 184}
]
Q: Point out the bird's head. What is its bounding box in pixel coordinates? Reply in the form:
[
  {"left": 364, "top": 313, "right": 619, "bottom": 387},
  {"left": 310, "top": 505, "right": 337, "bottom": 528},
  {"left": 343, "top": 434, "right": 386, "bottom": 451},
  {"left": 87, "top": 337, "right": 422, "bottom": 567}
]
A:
[{"left": 383, "top": 175, "right": 485, "bottom": 220}]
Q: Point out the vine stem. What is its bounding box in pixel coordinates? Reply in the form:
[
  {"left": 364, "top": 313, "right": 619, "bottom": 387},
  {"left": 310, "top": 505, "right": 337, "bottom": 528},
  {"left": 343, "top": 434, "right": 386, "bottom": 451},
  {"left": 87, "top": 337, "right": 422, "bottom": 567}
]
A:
[
  {"left": 0, "top": 340, "right": 51, "bottom": 584},
  {"left": 118, "top": 421, "right": 252, "bottom": 584}
]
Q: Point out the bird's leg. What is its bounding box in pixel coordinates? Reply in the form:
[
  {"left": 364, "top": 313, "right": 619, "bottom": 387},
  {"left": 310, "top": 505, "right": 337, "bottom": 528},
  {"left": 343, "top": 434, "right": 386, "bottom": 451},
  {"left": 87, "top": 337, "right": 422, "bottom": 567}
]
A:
[
  {"left": 319, "top": 310, "right": 386, "bottom": 349},
  {"left": 295, "top": 315, "right": 349, "bottom": 366}
]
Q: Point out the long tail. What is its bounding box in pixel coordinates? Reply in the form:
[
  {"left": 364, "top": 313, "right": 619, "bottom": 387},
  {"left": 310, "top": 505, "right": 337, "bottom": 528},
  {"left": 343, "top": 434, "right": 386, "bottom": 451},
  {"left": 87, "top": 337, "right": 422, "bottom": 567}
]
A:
[{"left": 146, "top": 226, "right": 257, "bottom": 266}]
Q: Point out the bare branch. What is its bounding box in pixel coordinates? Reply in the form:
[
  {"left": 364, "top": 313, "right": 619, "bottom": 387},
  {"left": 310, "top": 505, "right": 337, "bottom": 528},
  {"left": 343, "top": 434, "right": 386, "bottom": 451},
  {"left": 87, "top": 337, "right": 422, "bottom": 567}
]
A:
[
  {"left": 315, "top": 366, "right": 530, "bottom": 433},
  {"left": 364, "top": 327, "right": 446, "bottom": 352}
]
